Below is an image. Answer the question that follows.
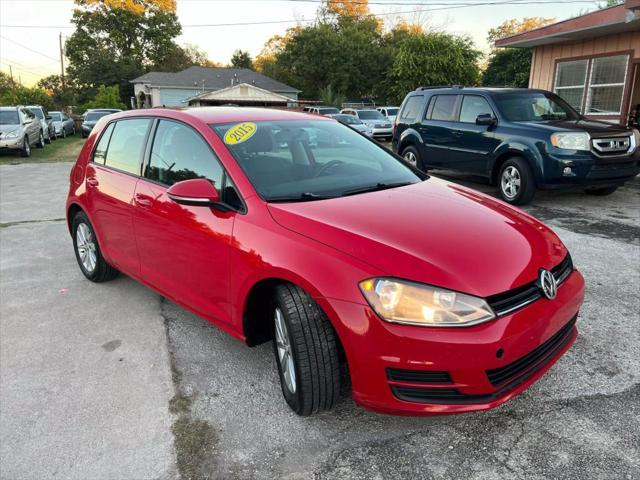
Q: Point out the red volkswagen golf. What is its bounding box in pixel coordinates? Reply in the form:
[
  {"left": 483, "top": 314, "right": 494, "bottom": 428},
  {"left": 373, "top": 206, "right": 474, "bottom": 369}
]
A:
[{"left": 66, "top": 108, "right": 584, "bottom": 416}]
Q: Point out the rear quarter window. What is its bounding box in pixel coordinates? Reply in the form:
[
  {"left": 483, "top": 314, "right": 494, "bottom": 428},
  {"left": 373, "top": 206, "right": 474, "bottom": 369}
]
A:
[{"left": 399, "top": 96, "right": 424, "bottom": 122}]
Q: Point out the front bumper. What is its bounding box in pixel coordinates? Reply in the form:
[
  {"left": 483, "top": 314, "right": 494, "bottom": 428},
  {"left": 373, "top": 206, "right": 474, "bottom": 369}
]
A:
[
  {"left": 538, "top": 148, "right": 640, "bottom": 189},
  {"left": 371, "top": 126, "right": 393, "bottom": 138},
  {"left": 0, "top": 137, "right": 23, "bottom": 150},
  {"left": 322, "top": 268, "right": 584, "bottom": 415}
]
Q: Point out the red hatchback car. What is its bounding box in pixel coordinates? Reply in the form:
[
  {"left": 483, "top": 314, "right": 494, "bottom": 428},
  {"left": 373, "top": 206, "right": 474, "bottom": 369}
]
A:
[{"left": 66, "top": 108, "right": 585, "bottom": 416}]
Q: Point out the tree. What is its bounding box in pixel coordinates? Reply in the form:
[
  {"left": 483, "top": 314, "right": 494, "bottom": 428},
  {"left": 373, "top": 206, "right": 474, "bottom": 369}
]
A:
[
  {"left": 318, "top": 84, "right": 346, "bottom": 108},
  {"left": 37, "top": 74, "right": 77, "bottom": 107},
  {"left": 0, "top": 82, "right": 55, "bottom": 110},
  {"left": 65, "top": 0, "right": 182, "bottom": 105},
  {"left": 230, "top": 50, "right": 254, "bottom": 69},
  {"left": 82, "top": 84, "right": 126, "bottom": 110},
  {"left": 487, "top": 17, "right": 555, "bottom": 44},
  {"left": 390, "top": 32, "right": 481, "bottom": 102},
  {"left": 482, "top": 48, "right": 532, "bottom": 87},
  {"left": 156, "top": 43, "right": 221, "bottom": 72},
  {"left": 325, "top": 0, "right": 369, "bottom": 18}
]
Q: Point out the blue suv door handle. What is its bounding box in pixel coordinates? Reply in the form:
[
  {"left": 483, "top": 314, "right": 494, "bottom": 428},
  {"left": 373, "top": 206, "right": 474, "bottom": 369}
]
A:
[{"left": 452, "top": 130, "right": 464, "bottom": 137}]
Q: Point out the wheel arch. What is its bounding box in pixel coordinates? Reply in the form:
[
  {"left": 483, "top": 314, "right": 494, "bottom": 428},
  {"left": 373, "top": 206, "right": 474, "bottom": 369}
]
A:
[
  {"left": 489, "top": 146, "right": 541, "bottom": 186},
  {"left": 67, "top": 202, "right": 83, "bottom": 234}
]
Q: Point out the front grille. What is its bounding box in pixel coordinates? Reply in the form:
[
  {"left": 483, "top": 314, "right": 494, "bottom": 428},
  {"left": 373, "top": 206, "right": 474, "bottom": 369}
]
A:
[
  {"left": 387, "top": 368, "right": 452, "bottom": 384},
  {"left": 486, "top": 316, "right": 577, "bottom": 387},
  {"left": 390, "top": 315, "right": 577, "bottom": 405},
  {"left": 486, "top": 254, "right": 573, "bottom": 317},
  {"left": 591, "top": 136, "right": 631, "bottom": 156}
]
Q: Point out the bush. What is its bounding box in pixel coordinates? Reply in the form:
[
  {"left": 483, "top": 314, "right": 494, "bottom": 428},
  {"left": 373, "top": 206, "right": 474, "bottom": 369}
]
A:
[{"left": 81, "top": 85, "right": 126, "bottom": 112}]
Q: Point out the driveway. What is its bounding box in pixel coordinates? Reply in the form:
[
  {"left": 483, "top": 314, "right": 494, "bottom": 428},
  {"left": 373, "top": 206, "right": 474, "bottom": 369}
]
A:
[{"left": 1, "top": 161, "right": 638, "bottom": 479}]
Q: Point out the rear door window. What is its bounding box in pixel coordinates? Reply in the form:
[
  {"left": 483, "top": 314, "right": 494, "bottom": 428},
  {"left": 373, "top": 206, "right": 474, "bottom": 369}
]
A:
[
  {"left": 429, "top": 95, "right": 458, "bottom": 121},
  {"left": 399, "top": 96, "right": 424, "bottom": 122},
  {"left": 103, "top": 118, "right": 152, "bottom": 175},
  {"left": 459, "top": 96, "right": 494, "bottom": 123},
  {"left": 145, "top": 120, "right": 224, "bottom": 188}
]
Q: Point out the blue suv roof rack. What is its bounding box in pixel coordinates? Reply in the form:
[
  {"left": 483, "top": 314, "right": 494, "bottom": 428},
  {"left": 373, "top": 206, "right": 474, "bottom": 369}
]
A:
[{"left": 415, "top": 85, "right": 464, "bottom": 91}]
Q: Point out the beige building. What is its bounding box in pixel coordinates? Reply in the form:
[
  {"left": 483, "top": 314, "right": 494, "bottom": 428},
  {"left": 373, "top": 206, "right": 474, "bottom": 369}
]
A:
[{"left": 496, "top": 0, "right": 640, "bottom": 125}]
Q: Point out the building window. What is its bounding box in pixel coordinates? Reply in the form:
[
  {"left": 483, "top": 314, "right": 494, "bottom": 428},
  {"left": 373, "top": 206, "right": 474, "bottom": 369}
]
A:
[{"left": 554, "top": 54, "right": 629, "bottom": 116}]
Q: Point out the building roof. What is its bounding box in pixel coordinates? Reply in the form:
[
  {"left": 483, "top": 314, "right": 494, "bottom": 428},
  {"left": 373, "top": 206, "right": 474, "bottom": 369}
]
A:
[
  {"left": 186, "top": 83, "right": 292, "bottom": 104},
  {"left": 495, "top": 0, "right": 640, "bottom": 48},
  {"left": 131, "top": 66, "right": 300, "bottom": 93}
]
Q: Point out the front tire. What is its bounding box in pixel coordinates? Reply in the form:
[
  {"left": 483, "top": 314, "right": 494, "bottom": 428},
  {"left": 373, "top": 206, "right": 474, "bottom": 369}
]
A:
[
  {"left": 272, "top": 284, "right": 340, "bottom": 416},
  {"left": 401, "top": 145, "right": 423, "bottom": 170},
  {"left": 585, "top": 186, "right": 618, "bottom": 196},
  {"left": 21, "top": 137, "right": 31, "bottom": 157},
  {"left": 498, "top": 157, "right": 536, "bottom": 205},
  {"left": 36, "top": 130, "right": 45, "bottom": 148},
  {"left": 72, "top": 211, "right": 119, "bottom": 282}
]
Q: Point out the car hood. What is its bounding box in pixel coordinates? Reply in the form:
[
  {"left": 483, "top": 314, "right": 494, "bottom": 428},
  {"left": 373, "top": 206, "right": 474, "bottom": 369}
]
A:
[
  {"left": 267, "top": 179, "right": 566, "bottom": 297},
  {"left": 519, "top": 119, "right": 632, "bottom": 137},
  {"left": 83, "top": 120, "right": 97, "bottom": 126},
  {"left": 362, "top": 119, "right": 391, "bottom": 126}
]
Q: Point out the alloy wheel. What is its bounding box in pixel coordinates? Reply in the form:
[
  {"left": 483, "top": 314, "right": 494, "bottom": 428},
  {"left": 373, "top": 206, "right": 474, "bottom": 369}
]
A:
[
  {"left": 501, "top": 165, "right": 521, "bottom": 200},
  {"left": 403, "top": 151, "right": 417, "bottom": 167},
  {"left": 274, "top": 307, "right": 296, "bottom": 394},
  {"left": 24, "top": 139, "right": 31, "bottom": 156},
  {"left": 76, "top": 223, "right": 97, "bottom": 273}
]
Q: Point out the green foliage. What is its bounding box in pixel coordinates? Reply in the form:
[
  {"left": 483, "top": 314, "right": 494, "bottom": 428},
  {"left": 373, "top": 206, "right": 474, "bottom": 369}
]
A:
[
  {"left": 36, "top": 74, "right": 77, "bottom": 108},
  {"left": 230, "top": 50, "right": 254, "bottom": 69},
  {"left": 482, "top": 48, "right": 532, "bottom": 88},
  {"left": 389, "top": 32, "right": 481, "bottom": 103},
  {"left": 65, "top": 0, "right": 182, "bottom": 105},
  {"left": 318, "top": 84, "right": 346, "bottom": 108},
  {"left": 0, "top": 73, "right": 54, "bottom": 110},
  {"left": 81, "top": 85, "right": 126, "bottom": 111}
]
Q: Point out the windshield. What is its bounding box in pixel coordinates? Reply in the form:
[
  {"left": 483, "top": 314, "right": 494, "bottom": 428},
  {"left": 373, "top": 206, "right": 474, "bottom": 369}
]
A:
[
  {"left": 357, "top": 110, "right": 386, "bottom": 120},
  {"left": 50, "top": 112, "right": 62, "bottom": 121},
  {"left": 495, "top": 92, "right": 580, "bottom": 122},
  {"left": 334, "top": 114, "right": 361, "bottom": 125},
  {"left": 27, "top": 108, "right": 44, "bottom": 119},
  {"left": 318, "top": 107, "right": 339, "bottom": 114},
  {"left": 386, "top": 108, "right": 399, "bottom": 115},
  {"left": 212, "top": 120, "right": 421, "bottom": 201},
  {"left": 0, "top": 111, "right": 20, "bottom": 125},
  {"left": 85, "top": 111, "right": 110, "bottom": 122}
]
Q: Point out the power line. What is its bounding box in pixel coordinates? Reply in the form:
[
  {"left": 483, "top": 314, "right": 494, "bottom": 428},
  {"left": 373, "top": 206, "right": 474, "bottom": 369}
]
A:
[
  {"left": 0, "top": 0, "right": 601, "bottom": 29},
  {"left": 0, "top": 35, "right": 61, "bottom": 61}
]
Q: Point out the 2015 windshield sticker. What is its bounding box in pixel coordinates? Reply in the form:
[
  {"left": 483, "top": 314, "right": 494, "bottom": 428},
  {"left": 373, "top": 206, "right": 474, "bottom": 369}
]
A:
[{"left": 224, "top": 122, "right": 257, "bottom": 145}]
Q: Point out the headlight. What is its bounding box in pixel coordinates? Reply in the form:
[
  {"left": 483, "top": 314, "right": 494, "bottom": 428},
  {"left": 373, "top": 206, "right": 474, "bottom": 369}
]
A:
[
  {"left": 359, "top": 278, "right": 496, "bottom": 327},
  {"left": 4, "top": 130, "right": 19, "bottom": 139},
  {"left": 550, "top": 132, "right": 590, "bottom": 151},
  {"left": 365, "top": 122, "right": 375, "bottom": 128},
  {"left": 633, "top": 129, "right": 639, "bottom": 150}
]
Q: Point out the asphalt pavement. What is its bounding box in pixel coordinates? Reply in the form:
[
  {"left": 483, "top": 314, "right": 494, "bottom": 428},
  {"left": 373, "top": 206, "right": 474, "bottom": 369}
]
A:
[{"left": 0, "top": 161, "right": 638, "bottom": 480}]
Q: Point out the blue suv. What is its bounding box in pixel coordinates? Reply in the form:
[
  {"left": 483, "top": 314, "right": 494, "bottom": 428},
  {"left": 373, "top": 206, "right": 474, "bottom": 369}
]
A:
[{"left": 392, "top": 86, "right": 640, "bottom": 205}]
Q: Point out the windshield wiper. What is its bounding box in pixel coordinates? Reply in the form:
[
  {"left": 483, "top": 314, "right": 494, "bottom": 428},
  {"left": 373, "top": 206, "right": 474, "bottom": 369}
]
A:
[
  {"left": 341, "top": 181, "right": 414, "bottom": 197},
  {"left": 268, "top": 192, "right": 335, "bottom": 203}
]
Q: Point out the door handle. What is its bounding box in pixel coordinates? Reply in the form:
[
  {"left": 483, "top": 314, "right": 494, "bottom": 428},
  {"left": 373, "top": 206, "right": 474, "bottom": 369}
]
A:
[
  {"left": 452, "top": 130, "right": 464, "bottom": 136},
  {"left": 86, "top": 177, "right": 99, "bottom": 187},
  {"left": 134, "top": 193, "right": 153, "bottom": 208}
]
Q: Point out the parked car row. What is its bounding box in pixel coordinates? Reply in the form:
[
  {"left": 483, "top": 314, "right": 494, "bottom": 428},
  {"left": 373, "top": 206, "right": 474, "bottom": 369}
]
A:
[
  {"left": 303, "top": 105, "right": 399, "bottom": 142},
  {"left": 392, "top": 86, "right": 640, "bottom": 205}
]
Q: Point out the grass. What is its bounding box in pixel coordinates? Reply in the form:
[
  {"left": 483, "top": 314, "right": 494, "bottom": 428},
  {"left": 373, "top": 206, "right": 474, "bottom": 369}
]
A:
[{"left": 0, "top": 134, "right": 85, "bottom": 165}]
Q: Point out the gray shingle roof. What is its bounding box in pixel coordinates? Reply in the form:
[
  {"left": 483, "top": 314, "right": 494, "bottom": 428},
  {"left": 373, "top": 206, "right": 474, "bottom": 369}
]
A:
[{"left": 131, "top": 66, "right": 300, "bottom": 93}]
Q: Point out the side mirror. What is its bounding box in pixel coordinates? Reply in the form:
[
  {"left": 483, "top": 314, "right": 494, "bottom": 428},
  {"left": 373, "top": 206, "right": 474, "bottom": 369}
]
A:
[
  {"left": 46, "top": 115, "right": 52, "bottom": 120},
  {"left": 476, "top": 114, "right": 496, "bottom": 126},
  {"left": 23, "top": 119, "right": 32, "bottom": 125},
  {"left": 167, "top": 178, "right": 221, "bottom": 207}
]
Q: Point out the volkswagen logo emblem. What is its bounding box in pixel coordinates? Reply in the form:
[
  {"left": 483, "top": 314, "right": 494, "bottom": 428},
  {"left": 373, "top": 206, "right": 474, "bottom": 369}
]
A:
[{"left": 538, "top": 269, "right": 557, "bottom": 300}]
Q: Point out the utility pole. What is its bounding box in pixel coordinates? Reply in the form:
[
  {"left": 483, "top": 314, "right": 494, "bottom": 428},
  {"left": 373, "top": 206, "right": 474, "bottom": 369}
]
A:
[
  {"left": 9, "top": 65, "right": 14, "bottom": 87},
  {"left": 59, "top": 32, "right": 66, "bottom": 89}
]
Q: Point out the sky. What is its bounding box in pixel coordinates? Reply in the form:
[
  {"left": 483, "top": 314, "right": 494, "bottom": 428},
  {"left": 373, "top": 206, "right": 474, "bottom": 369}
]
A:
[{"left": 0, "top": 0, "right": 604, "bottom": 86}]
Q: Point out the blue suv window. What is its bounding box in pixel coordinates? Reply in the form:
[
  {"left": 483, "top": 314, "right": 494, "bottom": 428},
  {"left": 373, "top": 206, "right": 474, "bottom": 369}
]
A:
[
  {"left": 459, "top": 96, "right": 494, "bottom": 123},
  {"left": 399, "top": 96, "right": 424, "bottom": 122},
  {"left": 429, "top": 95, "right": 458, "bottom": 122}
]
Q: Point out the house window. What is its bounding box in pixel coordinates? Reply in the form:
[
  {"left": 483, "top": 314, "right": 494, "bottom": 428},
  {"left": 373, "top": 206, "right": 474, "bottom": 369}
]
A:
[
  {"left": 554, "top": 60, "right": 588, "bottom": 112},
  {"left": 554, "top": 54, "right": 629, "bottom": 116}
]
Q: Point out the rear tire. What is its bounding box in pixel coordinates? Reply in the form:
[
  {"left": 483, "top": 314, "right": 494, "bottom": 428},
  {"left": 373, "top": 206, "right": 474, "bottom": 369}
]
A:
[
  {"left": 72, "top": 211, "right": 119, "bottom": 282},
  {"left": 45, "top": 130, "right": 52, "bottom": 144},
  {"left": 498, "top": 157, "right": 536, "bottom": 205},
  {"left": 272, "top": 284, "right": 340, "bottom": 416},
  {"left": 585, "top": 186, "right": 617, "bottom": 196},
  {"left": 401, "top": 145, "right": 423, "bottom": 170}
]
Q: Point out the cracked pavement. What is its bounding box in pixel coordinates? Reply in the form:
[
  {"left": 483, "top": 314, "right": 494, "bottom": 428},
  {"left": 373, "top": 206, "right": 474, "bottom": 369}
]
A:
[{"left": 1, "top": 161, "right": 638, "bottom": 479}]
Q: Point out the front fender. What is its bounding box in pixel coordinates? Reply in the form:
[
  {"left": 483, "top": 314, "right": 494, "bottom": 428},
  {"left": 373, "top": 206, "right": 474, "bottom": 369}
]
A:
[{"left": 488, "top": 140, "right": 545, "bottom": 181}]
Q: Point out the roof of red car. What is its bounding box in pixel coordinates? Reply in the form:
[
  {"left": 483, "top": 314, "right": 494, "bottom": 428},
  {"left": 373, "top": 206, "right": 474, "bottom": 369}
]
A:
[{"left": 115, "top": 107, "right": 329, "bottom": 124}]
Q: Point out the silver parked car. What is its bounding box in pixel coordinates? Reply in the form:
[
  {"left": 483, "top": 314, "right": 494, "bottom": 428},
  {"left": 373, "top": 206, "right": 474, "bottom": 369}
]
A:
[
  {"left": 25, "top": 105, "right": 54, "bottom": 143},
  {"left": 0, "top": 106, "right": 46, "bottom": 157},
  {"left": 377, "top": 106, "right": 400, "bottom": 123},
  {"left": 327, "top": 113, "right": 373, "bottom": 137},
  {"left": 50, "top": 111, "right": 75, "bottom": 138},
  {"left": 340, "top": 108, "right": 393, "bottom": 140}
]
